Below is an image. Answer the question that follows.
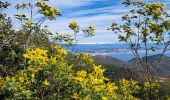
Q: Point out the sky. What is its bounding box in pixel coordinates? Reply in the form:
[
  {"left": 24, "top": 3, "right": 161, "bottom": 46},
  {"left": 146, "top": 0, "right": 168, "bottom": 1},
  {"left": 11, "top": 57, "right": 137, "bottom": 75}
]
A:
[{"left": 2, "top": 0, "right": 170, "bottom": 44}]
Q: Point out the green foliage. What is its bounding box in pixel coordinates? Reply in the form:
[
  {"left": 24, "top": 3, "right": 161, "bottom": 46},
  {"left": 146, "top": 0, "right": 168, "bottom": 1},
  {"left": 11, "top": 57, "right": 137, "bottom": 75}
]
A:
[
  {"left": 0, "top": 1, "right": 10, "bottom": 9},
  {"left": 71, "top": 65, "right": 118, "bottom": 99},
  {"left": 37, "top": 1, "right": 61, "bottom": 20},
  {"left": 109, "top": 1, "right": 170, "bottom": 48},
  {"left": 109, "top": 1, "right": 170, "bottom": 86},
  {"left": 82, "top": 25, "right": 95, "bottom": 37},
  {"left": 69, "top": 21, "right": 95, "bottom": 37},
  {"left": 68, "top": 21, "right": 95, "bottom": 51},
  {"left": 159, "top": 76, "right": 170, "bottom": 97},
  {"left": 0, "top": 14, "right": 24, "bottom": 76},
  {"left": 69, "top": 21, "right": 80, "bottom": 33},
  {"left": 0, "top": 46, "right": 167, "bottom": 99},
  {"left": 70, "top": 53, "right": 94, "bottom": 72},
  {"left": 51, "top": 32, "right": 74, "bottom": 46},
  {"left": 15, "top": 1, "right": 61, "bottom": 21},
  {"left": 117, "top": 79, "right": 140, "bottom": 100}
]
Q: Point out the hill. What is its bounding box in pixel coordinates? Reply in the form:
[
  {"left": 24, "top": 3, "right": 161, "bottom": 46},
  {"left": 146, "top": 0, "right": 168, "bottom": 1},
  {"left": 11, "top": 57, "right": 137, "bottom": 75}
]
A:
[
  {"left": 128, "top": 54, "right": 170, "bottom": 77},
  {"left": 92, "top": 54, "right": 170, "bottom": 79},
  {"left": 92, "top": 55, "right": 133, "bottom": 68}
]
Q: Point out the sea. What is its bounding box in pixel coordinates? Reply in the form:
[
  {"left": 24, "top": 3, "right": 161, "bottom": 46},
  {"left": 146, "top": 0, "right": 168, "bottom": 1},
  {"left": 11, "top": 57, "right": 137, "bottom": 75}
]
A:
[{"left": 64, "top": 44, "right": 170, "bottom": 61}]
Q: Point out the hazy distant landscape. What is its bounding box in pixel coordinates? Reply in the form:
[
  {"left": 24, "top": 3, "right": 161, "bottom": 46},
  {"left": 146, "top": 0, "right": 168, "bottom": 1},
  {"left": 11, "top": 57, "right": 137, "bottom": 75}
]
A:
[
  {"left": 66, "top": 44, "right": 170, "bottom": 60},
  {"left": 66, "top": 44, "right": 170, "bottom": 77}
]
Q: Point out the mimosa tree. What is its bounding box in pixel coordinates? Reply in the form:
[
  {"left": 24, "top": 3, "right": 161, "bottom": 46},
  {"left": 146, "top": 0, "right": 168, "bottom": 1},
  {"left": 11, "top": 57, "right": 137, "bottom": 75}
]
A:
[{"left": 109, "top": 0, "right": 170, "bottom": 82}]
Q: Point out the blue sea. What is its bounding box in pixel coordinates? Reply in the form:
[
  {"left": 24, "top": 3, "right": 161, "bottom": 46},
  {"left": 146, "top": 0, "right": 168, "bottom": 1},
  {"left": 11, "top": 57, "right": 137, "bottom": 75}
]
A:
[{"left": 65, "top": 44, "right": 170, "bottom": 61}]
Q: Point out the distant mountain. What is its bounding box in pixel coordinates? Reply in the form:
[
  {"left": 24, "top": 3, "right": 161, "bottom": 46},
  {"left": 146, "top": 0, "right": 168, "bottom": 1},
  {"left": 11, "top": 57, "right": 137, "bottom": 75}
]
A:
[
  {"left": 92, "top": 55, "right": 133, "bottom": 68},
  {"left": 93, "top": 54, "right": 170, "bottom": 77},
  {"left": 128, "top": 54, "right": 170, "bottom": 77}
]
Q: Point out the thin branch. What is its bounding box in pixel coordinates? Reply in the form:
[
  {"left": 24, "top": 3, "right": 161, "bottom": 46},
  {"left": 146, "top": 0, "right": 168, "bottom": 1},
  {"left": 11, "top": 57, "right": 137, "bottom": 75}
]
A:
[{"left": 71, "top": 31, "right": 78, "bottom": 52}]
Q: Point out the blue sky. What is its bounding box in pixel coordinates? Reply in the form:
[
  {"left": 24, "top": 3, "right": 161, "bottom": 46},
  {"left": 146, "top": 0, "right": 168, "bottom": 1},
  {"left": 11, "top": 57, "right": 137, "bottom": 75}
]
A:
[{"left": 2, "top": 0, "right": 170, "bottom": 44}]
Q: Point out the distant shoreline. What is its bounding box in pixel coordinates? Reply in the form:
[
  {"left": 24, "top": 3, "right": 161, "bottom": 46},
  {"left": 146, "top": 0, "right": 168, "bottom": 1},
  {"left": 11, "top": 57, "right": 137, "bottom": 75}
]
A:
[{"left": 65, "top": 44, "right": 170, "bottom": 61}]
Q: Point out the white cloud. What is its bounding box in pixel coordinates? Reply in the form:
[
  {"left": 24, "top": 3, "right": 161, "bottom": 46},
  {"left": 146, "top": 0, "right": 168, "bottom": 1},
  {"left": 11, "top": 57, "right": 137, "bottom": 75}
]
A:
[
  {"left": 50, "top": 0, "right": 93, "bottom": 8},
  {"left": 68, "top": 6, "right": 128, "bottom": 17},
  {"left": 50, "top": 0, "right": 109, "bottom": 8},
  {"left": 168, "top": 10, "right": 170, "bottom": 14},
  {"left": 46, "top": 13, "right": 122, "bottom": 33}
]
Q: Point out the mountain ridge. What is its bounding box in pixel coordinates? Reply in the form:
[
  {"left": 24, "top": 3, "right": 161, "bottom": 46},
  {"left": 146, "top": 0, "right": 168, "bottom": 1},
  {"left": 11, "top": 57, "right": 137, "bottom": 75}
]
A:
[{"left": 93, "top": 54, "right": 170, "bottom": 77}]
